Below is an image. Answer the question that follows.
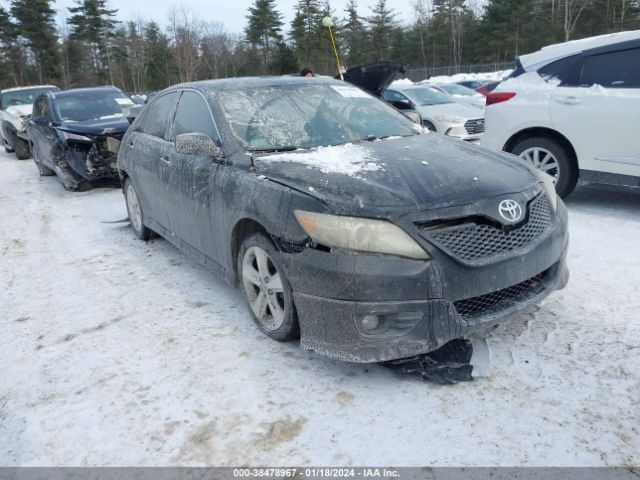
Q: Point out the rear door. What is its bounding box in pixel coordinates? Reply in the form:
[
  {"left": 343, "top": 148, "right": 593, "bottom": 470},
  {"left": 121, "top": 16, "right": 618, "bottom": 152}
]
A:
[
  {"left": 127, "top": 91, "right": 178, "bottom": 230},
  {"left": 550, "top": 42, "right": 640, "bottom": 177},
  {"left": 162, "top": 90, "right": 224, "bottom": 262}
]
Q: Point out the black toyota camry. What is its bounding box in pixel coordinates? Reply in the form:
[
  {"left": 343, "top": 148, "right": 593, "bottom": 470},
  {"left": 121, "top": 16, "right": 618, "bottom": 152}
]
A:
[
  {"left": 117, "top": 76, "right": 569, "bottom": 363},
  {"left": 27, "top": 86, "right": 135, "bottom": 191}
]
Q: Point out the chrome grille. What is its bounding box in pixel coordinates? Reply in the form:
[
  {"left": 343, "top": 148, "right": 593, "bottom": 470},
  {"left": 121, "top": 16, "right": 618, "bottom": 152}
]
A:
[
  {"left": 426, "top": 193, "right": 552, "bottom": 262},
  {"left": 454, "top": 271, "right": 548, "bottom": 319},
  {"left": 464, "top": 118, "right": 485, "bottom": 135}
]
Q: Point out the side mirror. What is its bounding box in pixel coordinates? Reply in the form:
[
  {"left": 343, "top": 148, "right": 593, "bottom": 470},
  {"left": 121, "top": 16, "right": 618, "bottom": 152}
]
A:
[
  {"left": 126, "top": 105, "right": 144, "bottom": 124},
  {"left": 175, "top": 133, "right": 222, "bottom": 158}
]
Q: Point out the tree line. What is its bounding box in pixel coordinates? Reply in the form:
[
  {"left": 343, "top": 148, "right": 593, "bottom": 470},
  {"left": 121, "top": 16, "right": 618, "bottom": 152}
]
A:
[{"left": 0, "top": 0, "right": 638, "bottom": 92}]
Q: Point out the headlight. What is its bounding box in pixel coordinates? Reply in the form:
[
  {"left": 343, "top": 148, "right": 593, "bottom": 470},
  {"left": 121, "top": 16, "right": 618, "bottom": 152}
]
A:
[
  {"left": 533, "top": 169, "right": 558, "bottom": 211},
  {"left": 432, "top": 114, "right": 465, "bottom": 125},
  {"left": 62, "top": 131, "right": 93, "bottom": 142},
  {"left": 294, "top": 210, "right": 430, "bottom": 260}
]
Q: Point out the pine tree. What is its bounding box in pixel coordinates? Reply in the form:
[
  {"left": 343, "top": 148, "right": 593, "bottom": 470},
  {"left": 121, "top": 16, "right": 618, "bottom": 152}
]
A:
[
  {"left": 342, "top": 0, "right": 368, "bottom": 67},
  {"left": 245, "top": 0, "right": 283, "bottom": 73},
  {"left": 290, "top": 0, "right": 324, "bottom": 70},
  {"left": 67, "top": 0, "right": 119, "bottom": 84},
  {"left": 10, "top": 0, "right": 61, "bottom": 83},
  {"left": 144, "top": 21, "right": 173, "bottom": 91},
  {"left": 366, "top": 0, "right": 397, "bottom": 61}
]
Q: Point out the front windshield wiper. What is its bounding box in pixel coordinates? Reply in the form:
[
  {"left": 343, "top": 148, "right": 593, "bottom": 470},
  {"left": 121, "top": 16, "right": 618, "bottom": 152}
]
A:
[{"left": 248, "top": 145, "right": 299, "bottom": 153}]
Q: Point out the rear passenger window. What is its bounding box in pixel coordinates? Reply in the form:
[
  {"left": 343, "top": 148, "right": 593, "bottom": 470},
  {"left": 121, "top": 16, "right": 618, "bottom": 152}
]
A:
[
  {"left": 579, "top": 48, "right": 640, "bottom": 88},
  {"left": 143, "top": 92, "right": 177, "bottom": 138},
  {"left": 172, "top": 91, "right": 218, "bottom": 142},
  {"left": 538, "top": 54, "right": 580, "bottom": 85}
]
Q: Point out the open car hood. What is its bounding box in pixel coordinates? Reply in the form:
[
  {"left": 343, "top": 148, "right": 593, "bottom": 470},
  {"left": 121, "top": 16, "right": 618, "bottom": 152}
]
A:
[{"left": 341, "top": 61, "right": 406, "bottom": 98}]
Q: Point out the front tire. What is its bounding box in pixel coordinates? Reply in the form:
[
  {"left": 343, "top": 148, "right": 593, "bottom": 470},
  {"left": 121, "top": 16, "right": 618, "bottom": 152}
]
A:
[
  {"left": 238, "top": 233, "right": 299, "bottom": 341},
  {"left": 512, "top": 136, "right": 577, "bottom": 198},
  {"left": 32, "top": 144, "right": 54, "bottom": 176},
  {"left": 124, "top": 178, "right": 152, "bottom": 240},
  {"left": 11, "top": 132, "right": 31, "bottom": 160}
]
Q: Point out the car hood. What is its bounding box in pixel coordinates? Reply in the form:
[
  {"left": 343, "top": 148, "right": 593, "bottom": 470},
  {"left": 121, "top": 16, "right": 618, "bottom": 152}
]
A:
[
  {"left": 415, "top": 101, "right": 483, "bottom": 120},
  {"left": 58, "top": 117, "right": 131, "bottom": 136},
  {"left": 341, "top": 61, "right": 406, "bottom": 98},
  {"left": 6, "top": 105, "right": 32, "bottom": 117},
  {"left": 253, "top": 134, "right": 537, "bottom": 217}
]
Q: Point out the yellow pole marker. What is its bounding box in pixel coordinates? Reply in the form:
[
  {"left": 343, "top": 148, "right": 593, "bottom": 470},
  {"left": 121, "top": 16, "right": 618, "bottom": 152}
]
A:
[{"left": 322, "top": 16, "right": 344, "bottom": 80}]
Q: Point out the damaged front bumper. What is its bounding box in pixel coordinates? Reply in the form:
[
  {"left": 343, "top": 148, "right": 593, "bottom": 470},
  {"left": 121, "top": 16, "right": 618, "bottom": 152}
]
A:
[
  {"left": 281, "top": 201, "right": 569, "bottom": 363},
  {"left": 56, "top": 135, "right": 122, "bottom": 187}
]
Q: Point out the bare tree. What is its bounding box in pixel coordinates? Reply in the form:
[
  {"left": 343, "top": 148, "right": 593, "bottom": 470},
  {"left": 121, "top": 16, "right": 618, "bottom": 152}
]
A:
[
  {"left": 563, "top": 0, "right": 592, "bottom": 40},
  {"left": 412, "top": 0, "right": 432, "bottom": 69},
  {"left": 168, "top": 6, "right": 203, "bottom": 83}
]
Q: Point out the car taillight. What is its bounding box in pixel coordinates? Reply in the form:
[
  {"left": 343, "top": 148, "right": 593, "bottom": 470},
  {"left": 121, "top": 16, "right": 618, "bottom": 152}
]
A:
[{"left": 486, "top": 92, "right": 516, "bottom": 106}]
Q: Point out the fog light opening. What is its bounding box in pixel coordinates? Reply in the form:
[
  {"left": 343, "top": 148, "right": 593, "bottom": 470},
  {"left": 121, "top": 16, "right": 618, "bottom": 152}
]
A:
[{"left": 361, "top": 315, "right": 381, "bottom": 332}]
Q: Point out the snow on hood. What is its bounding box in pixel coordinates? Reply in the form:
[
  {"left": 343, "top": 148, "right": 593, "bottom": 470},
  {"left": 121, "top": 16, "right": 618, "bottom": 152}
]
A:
[
  {"left": 265, "top": 143, "right": 385, "bottom": 177},
  {"left": 254, "top": 134, "right": 537, "bottom": 216},
  {"left": 390, "top": 78, "right": 415, "bottom": 87},
  {"left": 6, "top": 104, "right": 32, "bottom": 117}
]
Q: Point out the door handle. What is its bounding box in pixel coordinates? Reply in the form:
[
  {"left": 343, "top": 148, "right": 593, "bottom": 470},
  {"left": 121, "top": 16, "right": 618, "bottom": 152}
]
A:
[
  {"left": 555, "top": 96, "right": 582, "bottom": 106},
  {"left": 160, "top": 156, "right": 171, "bottom": 164}
]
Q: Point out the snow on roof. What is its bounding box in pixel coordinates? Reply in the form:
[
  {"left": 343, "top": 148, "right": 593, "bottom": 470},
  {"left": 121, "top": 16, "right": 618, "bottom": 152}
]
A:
[
  {"left": 424, "top": 70, "right": 512, "bottom": 84},
  {"left": 519, "top": 30, "right": 640, "bottom": 70},
  {"left": 0, "top": 85, "right": 57, "bottom": 94}
]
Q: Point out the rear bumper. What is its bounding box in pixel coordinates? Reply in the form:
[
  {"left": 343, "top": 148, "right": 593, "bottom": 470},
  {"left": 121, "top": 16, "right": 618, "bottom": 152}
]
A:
[{"left": 281, "top": 200, "right": 569, "bottom": 363}]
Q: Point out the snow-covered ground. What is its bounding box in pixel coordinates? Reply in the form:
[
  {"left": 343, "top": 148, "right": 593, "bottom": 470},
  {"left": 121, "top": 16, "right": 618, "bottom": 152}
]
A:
[{"left": 1, "top": 150, "right": 639, "bottom": 467}]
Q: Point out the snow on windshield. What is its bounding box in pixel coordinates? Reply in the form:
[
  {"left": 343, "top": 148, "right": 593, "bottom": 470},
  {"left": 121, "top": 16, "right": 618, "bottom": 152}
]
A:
[
  {"left": 218, "top": 83, "right": 416, "bottom": 151},
  {"left": 265, "top": 143, "right": 384, "bottom": 177}
]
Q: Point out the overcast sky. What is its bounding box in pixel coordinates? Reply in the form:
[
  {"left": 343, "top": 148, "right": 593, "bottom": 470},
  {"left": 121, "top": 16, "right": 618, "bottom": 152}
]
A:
[{"left": 54, "top": 0, "right": 420, "bottom": 33}]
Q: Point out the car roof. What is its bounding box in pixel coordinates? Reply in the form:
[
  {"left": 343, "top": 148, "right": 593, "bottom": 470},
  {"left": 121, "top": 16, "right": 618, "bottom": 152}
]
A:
[
  {"left": 1, "top": 85, "right": 57, "bottom": 94},
  {"left": 51, "top": 86, "right": 123, "bottom": 99},
  {"left": 168, "top": 75, "right": 345, "bottom": 93},
  {"left": 519, "top": 30, "right": 640, "bottom": 70}
]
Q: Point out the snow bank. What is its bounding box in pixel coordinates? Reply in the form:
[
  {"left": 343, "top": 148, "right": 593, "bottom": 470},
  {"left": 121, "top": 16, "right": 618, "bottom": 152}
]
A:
[{"left": 266, "top": 143, "right": 383, "bottom": 176}]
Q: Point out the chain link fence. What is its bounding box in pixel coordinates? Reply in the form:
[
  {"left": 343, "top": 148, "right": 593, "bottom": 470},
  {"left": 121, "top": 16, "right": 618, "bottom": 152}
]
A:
[{"left": 404, "top": 62, "right": 515, "bottom": 82}]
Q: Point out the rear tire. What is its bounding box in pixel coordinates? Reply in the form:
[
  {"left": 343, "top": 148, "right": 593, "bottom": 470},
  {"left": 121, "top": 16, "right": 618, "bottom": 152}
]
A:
[
  {"left": 238, "top": 233, "right": 299, "bottom": 341},
  {"left": 512, "top": 136, "right": 578, "bottom": 198},
  {"left": 124, "top": 178, "right": 152, "bottom": 241}
]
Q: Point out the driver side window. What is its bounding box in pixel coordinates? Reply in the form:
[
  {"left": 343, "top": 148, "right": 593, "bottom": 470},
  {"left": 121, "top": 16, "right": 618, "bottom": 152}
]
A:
[{"left": 171, "top": 91, "right": 219, "bottom": 143}]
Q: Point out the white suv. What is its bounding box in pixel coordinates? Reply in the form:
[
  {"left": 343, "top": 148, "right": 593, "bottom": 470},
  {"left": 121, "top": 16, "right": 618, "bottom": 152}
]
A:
[{"left": 482, "top": 31, "right": 640, "bottom": 197}]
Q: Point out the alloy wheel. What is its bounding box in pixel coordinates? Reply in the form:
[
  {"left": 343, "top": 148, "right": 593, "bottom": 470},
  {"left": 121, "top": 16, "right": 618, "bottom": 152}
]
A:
[
  {"left": 241, "top": 246, "right": 285, "bottom": 331},
  {"left": 126, "top": 183, "right": 143, "bottom": 233},
  {"left": 519, "top": 147, "right": 560, "bottom": 183}
]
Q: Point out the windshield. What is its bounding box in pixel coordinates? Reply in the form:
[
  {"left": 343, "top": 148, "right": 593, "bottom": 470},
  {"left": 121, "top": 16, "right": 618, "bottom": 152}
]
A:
[
  {"left": 1, "top": 87, "right": 57, "bottom": 109},
  {"left": 218, "top": 83, "right": 418, "bottom": 151},
  {"left": 54, "top": 91, "right": 135, "bottom": 123},
  {"left": 403, "top": 87, "right": 453, "bottom": 106},
  {"left": 438, "top": 84, "right": 477, "bottom": 96}
]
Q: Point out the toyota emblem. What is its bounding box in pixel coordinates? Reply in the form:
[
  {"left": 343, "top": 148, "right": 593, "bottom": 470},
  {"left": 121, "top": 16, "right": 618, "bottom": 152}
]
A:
[{"left": 498, "top": 199, "right": 523, "bottom": 223}]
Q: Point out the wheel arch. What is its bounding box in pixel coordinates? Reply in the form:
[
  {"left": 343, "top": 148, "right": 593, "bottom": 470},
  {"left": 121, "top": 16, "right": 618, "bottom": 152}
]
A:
[
  {"left": 230, "top": 218, "right": 270, "bottom": 284},
  {"left": 503, "top": 127, "right": 578, "bottom": 171}
]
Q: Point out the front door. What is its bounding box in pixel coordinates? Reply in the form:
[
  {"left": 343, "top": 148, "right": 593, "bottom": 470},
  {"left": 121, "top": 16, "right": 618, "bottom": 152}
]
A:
[{"left": 161, "top": 90, "right": 224, "bottom": 263}]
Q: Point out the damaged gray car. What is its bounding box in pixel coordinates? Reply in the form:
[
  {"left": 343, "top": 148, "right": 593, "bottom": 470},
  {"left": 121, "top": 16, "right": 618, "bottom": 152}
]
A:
[
  {"left": 27, "top": 86, "right": 136, "bottom": 191},
  {"left": 117, "top": 77, "right": 569, "bottom": 364}
]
